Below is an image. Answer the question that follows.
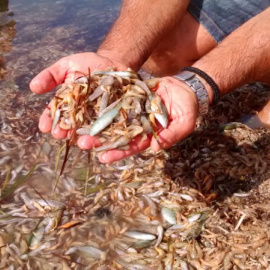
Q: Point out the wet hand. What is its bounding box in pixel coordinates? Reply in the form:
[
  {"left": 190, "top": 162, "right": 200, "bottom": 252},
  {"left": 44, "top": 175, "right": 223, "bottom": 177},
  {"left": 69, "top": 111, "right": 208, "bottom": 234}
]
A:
[
  {"left": 97, "top": 77, "right": 199, "bottom": 163},
  {"left": 30, "top": 52, "right": 127, "bottom": 139}
]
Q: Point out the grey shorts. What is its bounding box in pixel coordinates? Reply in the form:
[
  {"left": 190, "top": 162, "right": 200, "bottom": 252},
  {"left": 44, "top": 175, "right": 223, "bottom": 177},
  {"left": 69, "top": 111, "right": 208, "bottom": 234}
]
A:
[{"left": 188, "top": 0, "right": 270, "bottom": 43}]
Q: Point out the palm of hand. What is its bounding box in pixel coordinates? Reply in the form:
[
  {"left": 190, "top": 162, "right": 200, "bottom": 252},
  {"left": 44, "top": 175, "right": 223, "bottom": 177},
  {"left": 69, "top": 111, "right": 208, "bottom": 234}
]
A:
[
  {"left": 30, "top": 52, "right": 127, "bottom": 94},
  {"left": 97, "top": 77, "right": 198, "bottom": 163},
  {"left": 30, "top": 52, "right": 127, "bottom": 139},
  {"left": 151, "top": 77, "right": 198, "bottom": 151}
]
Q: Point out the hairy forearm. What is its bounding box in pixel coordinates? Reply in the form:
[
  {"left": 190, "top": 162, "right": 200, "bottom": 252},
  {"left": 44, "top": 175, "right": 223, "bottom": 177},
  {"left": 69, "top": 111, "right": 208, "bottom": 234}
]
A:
[
  {"left": 193, "top": 7, "right": 270, "bottom": 103},
  {"left": 98, "top": 0, "right": 190, "bottom": 70}
]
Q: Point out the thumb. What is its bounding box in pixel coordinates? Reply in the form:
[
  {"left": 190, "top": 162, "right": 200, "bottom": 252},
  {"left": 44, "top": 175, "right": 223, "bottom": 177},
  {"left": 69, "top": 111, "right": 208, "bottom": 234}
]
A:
[{"left": 30, "top": 58, "right": 69, "bottom": 94}]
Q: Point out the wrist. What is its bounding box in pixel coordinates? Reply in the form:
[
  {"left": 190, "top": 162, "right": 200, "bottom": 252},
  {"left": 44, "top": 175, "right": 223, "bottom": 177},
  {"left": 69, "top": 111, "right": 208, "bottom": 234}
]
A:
[
  {"left": 173, "top": 71, "right": 209, "bottom": 116},
  {"left": 169, "top": 76, "right": 200, "bottom": 113},
  {"left": 97, "top": 49, "right": 140, "bottom": 71},
  {"left": 97, "top": 49, "right": 128, "bottom": 68}
]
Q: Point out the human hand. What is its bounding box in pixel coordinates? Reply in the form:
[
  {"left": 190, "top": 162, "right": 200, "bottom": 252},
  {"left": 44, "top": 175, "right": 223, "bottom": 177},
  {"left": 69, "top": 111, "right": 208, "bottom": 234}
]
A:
[
  {"left": 81, "top": 77, "right": 199, "bottom": 163},
  {"left": 30, "top": 52, "right": 128, "bottom": 140}
]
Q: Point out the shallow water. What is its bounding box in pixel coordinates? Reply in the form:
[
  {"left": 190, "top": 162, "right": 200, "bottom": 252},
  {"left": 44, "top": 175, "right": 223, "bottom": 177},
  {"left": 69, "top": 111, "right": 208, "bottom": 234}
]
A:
[
  {"left": 1, "top": 0, "right": 121, "bottom": 87},
  {"left": 0, "top": 0, "right": 122, "bottom": 185},
  {"left": 0, "top": 0, "right": 122, "bottom": 189}
]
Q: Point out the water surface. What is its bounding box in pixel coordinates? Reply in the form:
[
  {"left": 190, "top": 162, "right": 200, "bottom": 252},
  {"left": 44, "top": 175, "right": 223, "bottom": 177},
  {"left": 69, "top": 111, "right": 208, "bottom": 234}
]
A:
[{"left": 2, "top": 0, "right": 121, "bottom": 89}]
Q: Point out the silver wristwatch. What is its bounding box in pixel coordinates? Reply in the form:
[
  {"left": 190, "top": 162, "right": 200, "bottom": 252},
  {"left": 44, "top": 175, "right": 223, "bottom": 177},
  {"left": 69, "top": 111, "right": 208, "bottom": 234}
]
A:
[{"left": 174, "top": 71, "right": 209, "bottom": 115}]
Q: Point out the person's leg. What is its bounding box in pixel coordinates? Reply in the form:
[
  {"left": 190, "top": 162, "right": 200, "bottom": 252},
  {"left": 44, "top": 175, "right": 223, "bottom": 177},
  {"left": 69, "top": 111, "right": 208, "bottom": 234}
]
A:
[
  {"left": 143, "top": 0, "right": 270, "bottom": 77},
  {"left": 142, "top": 11, "right": 217, "bottom": 76}
]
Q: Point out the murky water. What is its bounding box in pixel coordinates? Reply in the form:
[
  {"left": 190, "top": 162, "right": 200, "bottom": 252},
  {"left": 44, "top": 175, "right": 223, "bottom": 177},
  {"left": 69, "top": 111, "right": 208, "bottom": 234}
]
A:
[{"left": 1, "top": 0, "right": 121, "bottom": 86}]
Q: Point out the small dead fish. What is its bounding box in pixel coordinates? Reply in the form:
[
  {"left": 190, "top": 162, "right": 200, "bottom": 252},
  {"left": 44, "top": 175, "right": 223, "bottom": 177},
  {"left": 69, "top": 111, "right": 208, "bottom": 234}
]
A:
[
  {"left": 93, "top": 70, "right": 138, "bottom": 78},
  {"left": 128, "top": 125, "right": 144, "bottom": 138},
  {"left": 89, "top": 104, "right": 122, "bottom": 136},
  {"left": 116, "top": 258, "right": 154, "bottom": 270},
  {"left": 98, "top": 91, "right": 109, "bottom": 117},
  {"left": 180, "top": 261, "right": 189, "bottom": 270},
  {"left": 132, "top": 97, "right": 142, "bottom": 114},
  {"left": 188, "top": 213, "right": 201, "bottom": 223},
  {"left": 99, "top": 99, "right": 121, "bottom": 117},
  {"left": 75, "top": 76, "right": 88, "bottom": 84},
  {"left": 58, "top": 220, "right": 82, "bottom": 229},
  {"left": 89, "top": 85, "right": 106, "bottom": 101},
  {"left": 124, "top": 231, "right": 156, "bottom": 240},
  {"left": 150, "top": 95, "right": 168, "bottom": 128},
  {"left": 65, "top": 245, "right": 105, "bottom": 259},
  {"left": 180, "top": 194, "right": 193, "bottom": 201},
  {"left": 30, "top": 226, "right": 46, "bottom": 249},
  {"left": 168, "top": 224, "right": 186, "bottom": 230},
  {"left": 219, "top": 122, "right": 247, "bottom": 132},
  {"left": 154, "top": 226, "right": 163, "bottom": 247},
  {"left": 133, "top": 240, "right": 154, "bottom": 249},
  {"left": 141, "top": 115, "right": 153, "bottom": 133},
  {"left": 76, "top": 127, "right": 91, "bottom": 135},
  {"left": 161, "top": 207, "right": 176, "bottom": 225},
  {"left": 100, "top": 75, "right": 114, "bottom": 86},
  {"left": 133, "top": 79, "right": 151, "bottom": 95},
  {"left": 52, "top": 109, "right": 61, "bottom": 130},
  {"left": 94, "top": 136, "right": 131, "bottom": 152}
]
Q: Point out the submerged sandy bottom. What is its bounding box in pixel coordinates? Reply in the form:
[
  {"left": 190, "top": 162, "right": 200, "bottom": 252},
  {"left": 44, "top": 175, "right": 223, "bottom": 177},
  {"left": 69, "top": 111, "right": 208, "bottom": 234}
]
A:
[{"left": 1, "top": 0, "right": 270, "bottom": 269}]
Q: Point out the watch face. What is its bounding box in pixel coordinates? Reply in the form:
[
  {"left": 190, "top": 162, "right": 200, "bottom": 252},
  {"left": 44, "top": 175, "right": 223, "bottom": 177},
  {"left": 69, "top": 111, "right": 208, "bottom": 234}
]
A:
[{"left": 175, "top": 71, "right": 195, "bottom": 81}]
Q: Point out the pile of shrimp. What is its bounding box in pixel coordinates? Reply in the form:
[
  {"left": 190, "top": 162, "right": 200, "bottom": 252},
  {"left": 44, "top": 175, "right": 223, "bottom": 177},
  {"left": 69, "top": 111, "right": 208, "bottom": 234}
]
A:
[{"left": 50, "top": 68, "right": 168, "bottom": 151}]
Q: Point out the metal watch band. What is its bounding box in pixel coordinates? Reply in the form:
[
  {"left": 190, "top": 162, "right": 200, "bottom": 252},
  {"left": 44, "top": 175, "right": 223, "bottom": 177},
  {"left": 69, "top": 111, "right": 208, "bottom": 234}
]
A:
[{"left": 173, "top": 70, "right": 209, "bottom": 116}]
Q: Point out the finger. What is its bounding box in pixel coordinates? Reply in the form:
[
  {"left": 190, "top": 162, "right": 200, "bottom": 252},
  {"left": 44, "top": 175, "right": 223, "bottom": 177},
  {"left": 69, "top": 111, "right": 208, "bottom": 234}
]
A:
[
  {"left": 39, "top": 106, "right": 69, "bottom": 140},
  {"left": 51, "top": 125, "right": 68, "bottom": 139},
  {"left": 151, "top": 119, "right": 195, "bottom": 151},
  {"left": 77, "top": 135, "right": 102, "bottom": 150},
  {"left": 30, "top": 58, "right": 69, "bottom": 94},
  {"left": 39, "top": 108, "right": 53, "bottom": 133},
  {"left": 99, "top": 135, "right": 151, "bottom": 164}
]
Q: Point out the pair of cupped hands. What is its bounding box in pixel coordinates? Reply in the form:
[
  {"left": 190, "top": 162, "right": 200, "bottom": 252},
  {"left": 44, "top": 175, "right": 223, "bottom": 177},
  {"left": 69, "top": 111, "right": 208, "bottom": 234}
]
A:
[{"left": 30, "top": 52, "right": 198, "bottom": 163}]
